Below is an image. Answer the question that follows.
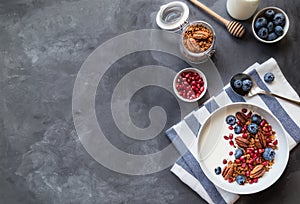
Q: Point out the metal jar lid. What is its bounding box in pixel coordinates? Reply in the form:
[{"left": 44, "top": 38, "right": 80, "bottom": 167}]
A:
[{"left": 156, "top": 1, "right": 189, "bottom": 31}]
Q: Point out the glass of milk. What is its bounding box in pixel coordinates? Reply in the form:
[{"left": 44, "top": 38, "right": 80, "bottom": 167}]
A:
[{"left": 226, "top": 0, "right": 261, "bottom": 20}]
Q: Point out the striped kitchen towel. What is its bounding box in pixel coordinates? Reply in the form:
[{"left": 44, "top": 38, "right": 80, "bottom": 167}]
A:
[{"left": 166, "top": 58, "right": 300, "bottom": 204}]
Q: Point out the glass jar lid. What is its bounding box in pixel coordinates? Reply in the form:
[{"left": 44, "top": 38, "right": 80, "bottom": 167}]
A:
[{"left": 156, "top": 1, "right": 189, "bottom": 31}]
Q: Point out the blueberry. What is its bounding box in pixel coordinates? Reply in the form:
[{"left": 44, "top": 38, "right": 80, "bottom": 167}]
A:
[
  {"left": 257, "top": 27, "right": 268, "bottom": 39},
  {"left": 255, "top": 17, "right": 268, "bottom": 30},
  {"left": 247, "top": 123, "right": 258, "bottom": 134},
  {"left": 267, "top": 32, "right": 278, "bottom": 41},
  {"left": 242, "top": 79, "right": 253, "bottom": 92},
  {"left": 233, "top": 79, "right": 243, "bottom": 89},
  {"left": 263, "top": 147, "right": 275, "bottom": 161},
  {"left": 267, "top": 22, "right": 274, "bottom": 32},
  {"left": 264, "top": 72, "right": 275, "bottom": 83},
  {"left": 265, "top": 9, "right": 275, "bottom": 19},
  {"left": 251, "top": 114, "right": 262, "bottom": 124},
  {"left": 274, "top": 26, "right": 284, "bottom": 36},
  {"left": 236, "top": 175, "right": 246, "bottom": 185},
  {"left": 273, "top": 13, "right": 285, "bottom": 26},
  {"left": 226, "top": 115, "right": 236, "bottom": 125},
  {"left": 215, "top": 166, "right": 222, "bottom": 175},
  {"left": 234, "top": 125, "right": 242, "bottom": 134},
  {"left": 235, "top": 148, "right": 244, "bottom": 159}
]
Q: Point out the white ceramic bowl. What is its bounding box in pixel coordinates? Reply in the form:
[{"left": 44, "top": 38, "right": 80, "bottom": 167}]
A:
[
  {"left": 173, "top": 68, "right": 207, "bottom": 102},
  {"left": 252, "top": 7, "right": 289, "bottom": 43}
]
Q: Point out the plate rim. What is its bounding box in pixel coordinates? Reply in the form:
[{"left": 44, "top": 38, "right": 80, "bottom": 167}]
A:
[{"left": 197, "top": 102, "right": 290, "bottom": 194}]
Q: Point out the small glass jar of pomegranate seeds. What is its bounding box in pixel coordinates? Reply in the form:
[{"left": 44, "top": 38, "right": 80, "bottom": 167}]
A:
[{"left": 173, "top": 68, "right": 207, "bottom": 102}]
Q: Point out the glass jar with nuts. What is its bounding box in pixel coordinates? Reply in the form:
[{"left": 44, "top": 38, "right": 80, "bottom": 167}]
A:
[{"left": 180, "top": 21, "right": 216, "bottom": 63}]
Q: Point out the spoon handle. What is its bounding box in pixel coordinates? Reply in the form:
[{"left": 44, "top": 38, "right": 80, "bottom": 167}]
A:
[{"left": 263, "top": 91, "right": 300, "bottom": 105}]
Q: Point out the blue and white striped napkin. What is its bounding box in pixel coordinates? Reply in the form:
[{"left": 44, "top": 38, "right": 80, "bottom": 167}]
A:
[{"left": 166, "top": 58, "right": 300, "bottom": 204}]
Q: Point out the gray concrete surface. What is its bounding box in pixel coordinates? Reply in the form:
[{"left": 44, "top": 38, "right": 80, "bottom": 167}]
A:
[{"left": 1, "top": 0, "right": 300, "bottom": 203}]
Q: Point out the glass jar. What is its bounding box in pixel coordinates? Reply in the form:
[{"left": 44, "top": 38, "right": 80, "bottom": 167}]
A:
[
  {"left": 180, "top": 21, "right": 216, "bottom": 63},
  {"left": 156, "top": 1, "right": 216, "bottom": 63},
  {"left": 226, "top": 0, "right": 261, "bottom": 20}
]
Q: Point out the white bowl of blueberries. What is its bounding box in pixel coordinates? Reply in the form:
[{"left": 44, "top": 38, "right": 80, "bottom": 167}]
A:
[{"left": 252, "top": 7, "right": 289, "bottom": 43}]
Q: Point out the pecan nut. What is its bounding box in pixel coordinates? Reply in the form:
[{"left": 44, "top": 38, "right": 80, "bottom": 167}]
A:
[
  {"left": 255, "top": 131, "right": 266, "bottom": 149},
  {"left": 250, "top": 164, "right": 266, "bottom": 178},
  {"left": 186, "top": 38, "right": 200, "bottom": 52},
  {"left": 222, "top": 164, "right": 234, "bottom": 180},
  {"left": 235, "top": 112, "right": 247, "bottom": 124},
  {"left": 235, "top": 136, "right": 250, "bottom": 148},
  {"left": 193, "top": 31, "right": 209, "bottom": 40},
  {"left": 254, "top": 138, "right": 262, "bottom": 149}
]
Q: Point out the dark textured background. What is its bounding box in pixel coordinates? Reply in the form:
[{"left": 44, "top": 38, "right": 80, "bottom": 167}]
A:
[{"left": 1, "top": 0, "right": 300, "bottom": 203}]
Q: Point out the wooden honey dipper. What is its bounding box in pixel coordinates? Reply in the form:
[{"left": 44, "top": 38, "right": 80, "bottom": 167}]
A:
[{"left": 189, "top": 0, "right": 245, "bottom": 38}]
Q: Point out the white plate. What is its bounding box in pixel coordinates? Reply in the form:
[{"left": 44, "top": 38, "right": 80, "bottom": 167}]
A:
[{"left": 197, "top": 102, "right": 289, "bottom": 194}]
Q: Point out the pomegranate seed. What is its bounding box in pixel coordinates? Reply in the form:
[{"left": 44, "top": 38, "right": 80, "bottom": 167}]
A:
[
  {"left": 237, "top": 121, "right": 241, "bottom": 126},
  {"left": 256, "top": 157, "right": 261, "bottom": 163},
  {"left": 240, "top": 155, "right": 245, "bottom": 161},
  {"left": 229, "top": 140, "right": 234, "bottom": 146},
  {"left": 273, "top": 140, "right": 278, "bottom": 145},
  {"left": 266, "top": 138, "right": 271, "bottom": 143},
  {"left": 229, "top": 133, "right": 233, "bottom": 139},
  {"left": 249, "top": 158, "right": 255, "bottom": 164},
  {"left": 253, "top": 178, "right": 258, "bottom": 183},
  {"left": 228, "top": 178, "right": 234, "bottom": 183},
  {"left": 263, "top": 127, "right": 268, "bottom": 132},
  {"left": 246, "top": 171, "right": 250, "bottom": 177},
  {"left": 258, "top": 148, "right": 264, "bottom": 153},
  {"left": 247, "top": 149, "right": 253, "bottom": 154},
  {"left": 235, "top": 159, "right": 240, "bottom": 164},
  {"left": 248, "top": 147, "right": 254, "bottom": 152},
  {"left": 247, "top": 111, "right": 252, "bottom": 118},
  {"left": 228, "top": 126, "right": 233, "bottom": 130},
  {"left": 249, "top": 180, "right": 253, "bottom": 184},
  {"left": 248, "top": 164, "right": 253, "bottom": 169},
  {"left": 242, "top": 133, "right": 248, "bottom": 139},
  {"left": 260, "top": 120, "right": 266, "bottom": 126},
  {"left": 242, "top": 108, "right": 247, "bottom": 113},
  {"left": 223, "top": 159, "right": 227, "bottom": 164},
  {"left": 224, "top": 135, "right": 229, "bottom": 140},
  {"left": 268, "top": 125, "right": 272, "bottom": 131},
  {"left": 242, "top": 163, "right": 246, "bottom": 168},
  {"left": 229, "top": 151, "right": 233, "bottom": 156},
  {"left": 262, "top": 161, "right": 268, "bottom": 166}
]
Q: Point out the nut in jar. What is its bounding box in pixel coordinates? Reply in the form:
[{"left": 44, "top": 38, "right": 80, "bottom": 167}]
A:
[{"left": 180, "top": 21, "right": 216, "bottom": 63}]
